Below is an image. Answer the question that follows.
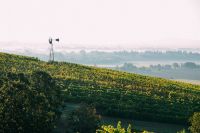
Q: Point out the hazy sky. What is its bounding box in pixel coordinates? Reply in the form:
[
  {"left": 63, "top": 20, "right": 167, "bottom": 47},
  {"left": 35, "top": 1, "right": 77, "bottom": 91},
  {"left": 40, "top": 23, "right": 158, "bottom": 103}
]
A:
[{"left": 0, "top": 0, "right": 200, "bottom": 48}]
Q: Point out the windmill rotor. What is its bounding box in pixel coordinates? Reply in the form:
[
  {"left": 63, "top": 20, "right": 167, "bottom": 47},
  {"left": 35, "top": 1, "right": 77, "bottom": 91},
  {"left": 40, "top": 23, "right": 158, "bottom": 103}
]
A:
[{"left": 55, "top": 38, "right": 59, "bottom": 42}]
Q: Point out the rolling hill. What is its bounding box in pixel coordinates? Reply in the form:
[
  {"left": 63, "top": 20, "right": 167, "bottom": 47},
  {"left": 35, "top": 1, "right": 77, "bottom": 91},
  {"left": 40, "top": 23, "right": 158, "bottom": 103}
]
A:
[{"left": 0, "top": 52, "right": 200, "bottom": 124}]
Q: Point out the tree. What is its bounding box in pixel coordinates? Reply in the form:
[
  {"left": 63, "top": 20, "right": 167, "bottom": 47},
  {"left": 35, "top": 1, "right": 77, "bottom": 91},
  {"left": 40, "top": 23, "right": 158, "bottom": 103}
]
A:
[
  {"left": 121, "top": 63, "right": 137, "bottom": 71},
  {"left": 0, "top": 71, "right": 64, "bottom": 133},
  {"left": 189, "top": 112, "right": 200, "bottom": 133},
  {"left": 66, "top": 104, "right": 101, "bottom": 133},
  {"left": 172, "top": 63, "right": 179, "bottom": 69},
  {"left": 182, "top": 62, "right": 198, "bottom": 69}
]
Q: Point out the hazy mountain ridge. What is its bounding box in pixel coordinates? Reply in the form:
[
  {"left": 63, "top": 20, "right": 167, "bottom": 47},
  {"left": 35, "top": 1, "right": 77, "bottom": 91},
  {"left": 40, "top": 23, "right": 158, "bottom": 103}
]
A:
[{"left": 1, "top": 43, "right": 200, "bottom": 64}]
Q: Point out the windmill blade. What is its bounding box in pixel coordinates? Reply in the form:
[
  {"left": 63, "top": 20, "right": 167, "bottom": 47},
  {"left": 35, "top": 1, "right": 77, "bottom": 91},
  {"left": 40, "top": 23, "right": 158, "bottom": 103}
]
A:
[
  {"left": 55, "top": 38, "right": 59, "bottom": 42},
  {"left": 49, "top": 37, "right": 53, "bottom": 44}
]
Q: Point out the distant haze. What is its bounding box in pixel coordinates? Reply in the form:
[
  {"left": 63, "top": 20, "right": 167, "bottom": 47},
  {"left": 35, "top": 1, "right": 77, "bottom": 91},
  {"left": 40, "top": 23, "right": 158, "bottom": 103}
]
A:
[{"left": 0, "top": 0, "right": 200, "bottom": 49}]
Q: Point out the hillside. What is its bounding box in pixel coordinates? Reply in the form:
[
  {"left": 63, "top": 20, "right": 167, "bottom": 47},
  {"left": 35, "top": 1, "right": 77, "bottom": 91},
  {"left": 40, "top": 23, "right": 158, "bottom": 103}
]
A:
[{"left": 0, "top": 52, "right": 200, "bottom": 124}]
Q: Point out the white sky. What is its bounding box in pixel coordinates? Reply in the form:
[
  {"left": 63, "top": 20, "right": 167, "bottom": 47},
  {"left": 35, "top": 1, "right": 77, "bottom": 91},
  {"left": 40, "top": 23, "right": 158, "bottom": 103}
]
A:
[{"left": 0, "top": 0, "right": 200, "bottom": 48}]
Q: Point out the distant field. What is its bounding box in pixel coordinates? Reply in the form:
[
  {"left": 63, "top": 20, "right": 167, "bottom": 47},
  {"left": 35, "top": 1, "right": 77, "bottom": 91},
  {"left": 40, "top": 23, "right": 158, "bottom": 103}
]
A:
[{"left": 174, "top": 79, "right": 200, "bottom": 85}]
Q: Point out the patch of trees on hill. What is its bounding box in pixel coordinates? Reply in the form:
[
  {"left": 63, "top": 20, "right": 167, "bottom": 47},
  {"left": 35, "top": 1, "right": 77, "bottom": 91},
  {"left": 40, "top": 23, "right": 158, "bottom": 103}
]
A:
[
  {"left": 0, "top": 71, "right": 64, "bottom": 132},
  {"left": 115, "top": 62, "right": 200, "bottom": 80},
  {"left": 119, "top": 62, "right": 200, "bottom": 72}
]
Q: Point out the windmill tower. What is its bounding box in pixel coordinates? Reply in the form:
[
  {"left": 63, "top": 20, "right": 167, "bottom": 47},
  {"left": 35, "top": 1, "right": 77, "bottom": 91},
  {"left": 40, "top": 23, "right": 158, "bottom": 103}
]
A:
[{"left": 49, "top": 37, "right": 59, "bottom": 62}]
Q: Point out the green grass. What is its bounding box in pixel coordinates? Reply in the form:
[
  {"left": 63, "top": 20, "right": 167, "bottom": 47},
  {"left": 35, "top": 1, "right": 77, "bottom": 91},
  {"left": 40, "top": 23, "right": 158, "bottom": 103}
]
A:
[{"left": 0, "top": 52, "right": 200, "bottom": 124}]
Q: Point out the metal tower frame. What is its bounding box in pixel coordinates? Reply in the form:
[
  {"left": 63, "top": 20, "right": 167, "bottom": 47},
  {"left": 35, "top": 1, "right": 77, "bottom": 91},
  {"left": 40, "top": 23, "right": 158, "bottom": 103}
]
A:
[{"left": 49, "top": 37, "right": 59, "bottom": 62}]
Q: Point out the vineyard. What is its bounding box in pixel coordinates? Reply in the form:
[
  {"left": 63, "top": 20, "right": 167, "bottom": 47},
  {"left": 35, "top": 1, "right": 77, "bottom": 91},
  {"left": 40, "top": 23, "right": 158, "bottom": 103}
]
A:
[{"left": 0, "top": 52, "right": 200, "bottom": 124}]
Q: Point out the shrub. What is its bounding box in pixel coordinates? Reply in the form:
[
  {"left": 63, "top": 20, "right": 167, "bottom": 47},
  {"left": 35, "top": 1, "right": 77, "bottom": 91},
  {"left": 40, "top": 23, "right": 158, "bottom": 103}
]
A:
[
  {"left": 96, "top": 121, "right": 132, "bottom": 133},
  {"left": 66, "top": 104, "right": 101, "bottom": 133},
  {"left": 189, "top": 112, "right": 200, "bottom": 133}
]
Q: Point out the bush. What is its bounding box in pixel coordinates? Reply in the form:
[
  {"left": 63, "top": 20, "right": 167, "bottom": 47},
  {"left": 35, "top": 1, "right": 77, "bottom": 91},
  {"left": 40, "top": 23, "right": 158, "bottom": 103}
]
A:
[
  {"left": 189, "top": 112, "right": 200, "bottom": 133},
  {"left": 66, "top": 104, "right": 101, "bottom": 133},
  {"left": 96, "top": 121, "right": 132, "bottom": 133},
  {"left": 177, "top": 129, "right": 186, "bottom": 133},
  {"left": 96, "top": 121, "right": 154, "bottom": 133}
]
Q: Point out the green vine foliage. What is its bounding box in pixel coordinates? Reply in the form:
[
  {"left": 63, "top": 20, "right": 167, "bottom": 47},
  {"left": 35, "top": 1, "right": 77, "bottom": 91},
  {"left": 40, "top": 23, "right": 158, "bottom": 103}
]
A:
[
  {"left": 0, "top": 52, "right": 200, "bottom": 124},
  {"left": 96, "top": 121, "right": 132, "bottom": 133},
  {"left": 96, "top": 121, "right": 153, "bottom": 133}
]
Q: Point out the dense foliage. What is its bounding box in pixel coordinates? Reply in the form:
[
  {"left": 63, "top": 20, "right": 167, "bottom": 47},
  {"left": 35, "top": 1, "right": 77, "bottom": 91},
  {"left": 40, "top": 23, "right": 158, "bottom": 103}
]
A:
[
  {"left": 96, "top": 121, "right": 153, "bottom": 133},
  {"left": 96, "top": 121, "right": 132, "bottom": 133},
  {"left": 177, "top": 129, "right": 186, "bottom": 133},
  {"left": 0, "top": 71, "right": 63, "bottom": 133},
  {"left": 65, "top": 104, "right": 101, "bottom": 133},
  {"left": 0, "top": 52, "right": 200, "bottom": 124},
  {"left": 189, "top": 112, "right": 200, "bottom": 133}
]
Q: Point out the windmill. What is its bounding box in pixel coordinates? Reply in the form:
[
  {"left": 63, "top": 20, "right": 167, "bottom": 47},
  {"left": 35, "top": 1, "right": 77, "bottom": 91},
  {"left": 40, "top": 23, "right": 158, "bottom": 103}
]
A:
[{"left": 49, "top": 37, "right": 59, "bottom": 62}]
